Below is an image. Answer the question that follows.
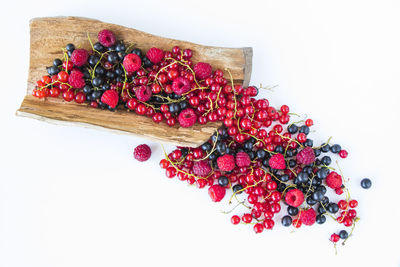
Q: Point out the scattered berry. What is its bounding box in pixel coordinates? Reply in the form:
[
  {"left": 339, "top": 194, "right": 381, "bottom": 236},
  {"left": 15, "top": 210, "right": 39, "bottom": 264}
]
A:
[
  {"left": 326, "top": 171, "right": 343, "bottom": 189},
  {"left": 133, "top": 144, "right": 152, "bottom": 162},
  {"left": 361, "top": 178, "right": 372, "bottom": 189},
  {"left": 208, "top": 185, "right": 226, "bottom": 202}
]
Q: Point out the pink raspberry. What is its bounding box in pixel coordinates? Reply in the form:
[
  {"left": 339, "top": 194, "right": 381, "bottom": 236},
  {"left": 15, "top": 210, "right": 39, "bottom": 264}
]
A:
[
  {"left": 135, "top": 85, "right": 152, "bottom": 102},
  {"left": 172, "top": 77, "right": 191, "bottom": 95},
  {"left": 235, "top": 152, "right": 250, "bottom": 167},
  {"left": 98, "top": 29, "right": 116, "bottom": 47},
  {"left": 68, "top": 70, "right": 85, "bottom": 89},
  {"left": 133, "top": 144, "right": 152, "bottom": 162},
  {"left": 300, "top": 208, "right": 317, "bottom": 226},
  {"left": 193, "top": 62, "right": 212, "bottom": 80},
  {"left": 296, "top": 147, "right": 316, "bottom": 165},
  {"left": 268, "top": 153, "right": 286, "bottom": 170},
  {"left": 146, "top": 47, "right": 164, "bottom": 64},
  {"left": 193, "top": 160, "right": 211, "bottom": 177},
  {"left": 123, "top": 54, "right": 142, "bottom": 72},
  {"left": 326, "top": 171, "right": 343, "bottom": 189},
  {"left": 285, "top": 189, "right": 304, "bottom": 207},
  {"left": 70, "top": 49, "right": 89, "bottom": 67},
  {"left": 208, "top": 185, "right": 226, "bottom": 202},
  {"left": 101, "top": 90, "right": 119, "bottom": 108},
  {"left": 178, "top": 108, "right": 197, "bottom": 128},
  {"left": 217, "top": 154, "right": 235, "bottom": 172}
]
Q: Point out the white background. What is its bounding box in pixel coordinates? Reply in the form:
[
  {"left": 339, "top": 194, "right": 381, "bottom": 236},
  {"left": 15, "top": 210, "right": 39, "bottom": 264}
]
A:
[{"left": 1, "top": 0, "right": 399, "bottom": 266}]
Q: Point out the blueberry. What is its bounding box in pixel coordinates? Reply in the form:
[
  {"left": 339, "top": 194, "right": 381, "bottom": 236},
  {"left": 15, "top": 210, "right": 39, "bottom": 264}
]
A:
[
  {"left": 201, "top": 142, "right": 212, "bottom": 151},
  {"left": 327, "top": 203, "right": 339, "bottom": 213},
  {"left": 115, "top": 42, "right": 126, "bottom": 52},
  {"left": 316, "top": 185, "right": 327, "bottom": 195},
  {"left": 330, "top": 144, "right": 341, "bottom": 153},
  {"left": 280, "top": 174, "right": 289, "bottom": 182},
  {"left": 316, "top": 214, "right": 326, "bottom": 224},
  {"left": 83, "top": 85, "right": 92, "bottom": 95},
  {"left": 317, "top": 204, "right": 326, "bottom": 214},
  {"left": 248, "top": 151, "right": 256, "bottom": 161},
  {"left": 321, "top": 156, "right": 332, "bottom": 165},
  {"left": 88, "top": 55, "right": 100, "bottom": 66},
  {"left": 106, "top": 71, "right": 115, "bottom": 79},
  {"left": 287, "top": 206, "right": 299, "bottom": 216},
  {"left": 131, "top": 48, "right": 143, "bottom": 58},
  {"left": 66, "top": 43, "right": 75, "bottom": 52},
  {"left": 316, "top": 168, "right": 329, "bottom": 179},
  {"left": 169, "top": 103, "right": 180, "bottom": 114},
  {"left": 321, "top": 143, "right": 330, "bottom": 153},
  {"left": 297, "top": 172, "right": 309, "bottom": 183},
  {"left": 281, "top": 216, "right": 292, "bottom": 227},
  {"left": 312, "top": 190, "right": 324, "bottom": 201},
  {"left": 47, "top": 66, "right": 59, "bottom": 76},
  {"left": 314, "top": 149, "right": 321, "bottom": 157},
  {"left": 361, "top": 178, "right": 372, "bottom": 189},
  {"left": 179, "top": 101, "right": 189, "bottom": 110},
  {"left": 304, "top": 139, "right": 313, "bottom": 147},
  {"left": 244, "top": 140, "right": 253, "bottom": 151},
  {"left": 256, "top": 149, "right": 267, "bottom": 159},
  {"left": 232, "top": 184, "right": 243, "bottom": 194},
  {"left": 339, "top": 230, "right": 348, "bottom": 239},
  {"left": 107, "top": 52, "right": 119, "bottom": 64},
  {"left": 218, "top": 176, "right": 229, "bottom": 187},
  {"left": 306, "top": 196, "right": 318, "bottom": 205},
  {"left": 275, "top": 145, "right": 284, "bottom": 154},
  {"left": 53, "top": 58, "right": 62, "bottom": 66},
  {"left": 92, "top": 77, "right": 103, "bottom": 87},
  {"left": 93, "top": 42, "right": 105, "bottom": 52},
  {"left": 299, "top": 125, "right": 310, "bottom": 135},
  {"left": 216, "top": 142, "right": 227, "bottom": 154},
  {"left": 320, "top": 196, "right": 329, "bottom": 205},
  {"left": 288, "top": 124, "right": 298, "bottom": 134},
  {"left": 91, "top": 90, "right": 103, "bottom": 100},
  {"left": 142, "top": 56, "right": 153, "bottom": 68},
  {"left": 114, "top": 67, "right": 124, "bottom": 76},
  {"left": 288, "top": 159, "right": 296, "bottom": 168},
  {"left": 95, "top": 65, "right": 106, "bottom": 76}
]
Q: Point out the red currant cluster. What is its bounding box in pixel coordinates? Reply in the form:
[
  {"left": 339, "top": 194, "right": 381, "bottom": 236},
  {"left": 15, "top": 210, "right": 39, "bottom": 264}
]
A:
[
  {"left": 159, "top": 86, "right": 360, "bottom": 246},
  {"left": 32, "top": 29, "right": 257, "bottom": 128}
]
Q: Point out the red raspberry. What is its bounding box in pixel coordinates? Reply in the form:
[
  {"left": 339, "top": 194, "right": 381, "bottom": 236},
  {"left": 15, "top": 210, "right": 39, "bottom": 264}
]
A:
[
  {"left": 146, "top": 47, "right": 164, "bottom": 64},
  {"left": 326, "top": 171, "right": 343, "bottom": 189},
  {"left": 217, "top": 154, "right": 235, "bottom": 172},
  {"left": 178, "top": 108, "right": 197, "bottom": 128},
  {"left": 135, "top": 85, "right": 152, "bottom": 102},
  {"left": 133, "top": 144, "right": 152, "bottom": 162},
  {"left": 70, "top": 49, "right": 89, "bottom": 67},
  {"left": 285, "top": 189, "right": 304, "bottom": 207},
  {"left": 172, "top": 77, "right": 191, "bottom": 95},
  {"left": 208, "top": 185, "right": 226, "bottom": 202},
  {"left": 123, "top": 53, "right": 142, "bottom": 72},
  {"left": 296, "top": 147, "right": 316, "bottom": 165},
  {"left": 268, "top": 153, "right": 286, "bottom": 170},
  {"left": 192, "top": 160, "right": 211, "bottom": 177},
  {"left": 101, "top": 89, "right": 119, "bottom": 108},
  {"left": 98, "top": 29, "right": 116, "bottom": 47},
  {"left": 193, "top": 62, "right": 212, "bottom": 80},
  {"left": 67, "top": 70, "right": 85, "bottom": 89},
  {"left": 300, "top": 208, "right": 317, "bottom": 226},
  {"left": 235, "top": 152, "right": 250, "bottom": 167}
]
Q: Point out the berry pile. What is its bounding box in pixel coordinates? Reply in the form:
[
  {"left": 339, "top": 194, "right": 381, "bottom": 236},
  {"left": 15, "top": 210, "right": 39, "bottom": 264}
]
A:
[
  {"left": 32, "top": 29, "right": 245, "bottom": 128},
  {"left": 31, "top": 28, "right": 371, "bottom": 247}
]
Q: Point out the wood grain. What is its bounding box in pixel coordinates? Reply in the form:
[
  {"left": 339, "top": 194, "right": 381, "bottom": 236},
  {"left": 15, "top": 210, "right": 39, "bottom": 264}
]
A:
[{"left": 16, "top": 16, "right": 253, "bottom": 147}]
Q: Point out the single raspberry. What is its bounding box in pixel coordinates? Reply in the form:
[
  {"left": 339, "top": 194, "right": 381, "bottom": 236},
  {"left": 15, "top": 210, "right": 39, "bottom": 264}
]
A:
[
  {"left": 208, "top": 185, "right": 226, "bottom": 202},
  {"left": 133, "top": 144, "right": 151, "bottom": 162},
  {"left": 101, "top": 89, "right": 119, "bottom": 108},
  {"left": 235, "top": 152, "right": 251, "bottom": 167},
  {"left": 193, "top": 62, "right": 212, "bottom": 80},
  {"left": 300, "top": 208, "right": 317, "bottom": 226},
  {"left": 296, "top": 147, "right": 316, "bottom": 165},
  {"left": 192, "top": 160, "right": 211, "bottom": 177},
  {"left": 217, "top": 154, "right": 235, "bottom": 172},
  {"left": 70, "top": 49, "right": 89, "bottom": 67},
  {"left": 146, "top": 47, "right": 164, "bottom": 64},
  {"left": 172, "top": 77, "right": 191, "bottom": 95},
  {"left": 178, "top": 108, "right": 197, "bottom": 127},
  {"left": 135, "top": 85, "right": 152, "bottom": 102},
  {"left": 326, "top": 171, "right": 343, "bottom": 189},
  {"left": 123, "top": 53, "right": 142, "bottom": 72},
  {"left": 285, "top": 189, "right": 304, "bottom": 207},
  {"left": 68, "top": 70, "right": 85, "bottom": 89},
  {"left": 268, "top": 153, "right": 286, "bottom": 169},
  {"left": 98, "top": 29, "right": 116, "bottom": 47}
]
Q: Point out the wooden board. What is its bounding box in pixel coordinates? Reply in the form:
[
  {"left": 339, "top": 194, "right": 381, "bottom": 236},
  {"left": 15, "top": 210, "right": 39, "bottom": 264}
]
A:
[{"left": 16, "top": 16, "right": 253, "bottom": 147}]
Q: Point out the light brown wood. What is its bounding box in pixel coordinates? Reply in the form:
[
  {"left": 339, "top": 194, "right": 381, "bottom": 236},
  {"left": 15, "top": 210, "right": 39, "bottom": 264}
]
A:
[{"left": 16, "top": 16, "right": 253, "bottom": 147}]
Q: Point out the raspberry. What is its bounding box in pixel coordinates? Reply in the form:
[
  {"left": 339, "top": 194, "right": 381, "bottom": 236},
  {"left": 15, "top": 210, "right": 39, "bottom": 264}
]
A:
[
  {"left": 178, "top": 108, "right": 197, "bottom": 128},
  {"left": 217, "top": 154, "right": 235, "bottom": 172},
  {"left": 172, "top": 77, "right": 191, "bottom": 95},
  {"left": 300, "top": 208, "right": 317, "bottom": 226},
  {"left": 208, "top": 185, "right": 226, "bottom": 202},
  {"left": 296, "top": 147, "right": 316, "bottom": 165},
  {"left": 123, "top": 54, "right": 142, "bottom": 72},
  {"left": 70, "top": 49, "right": 89, "bottom": 67},
  {"left": 101, "top": 89, "right": 119, "bottom": 108},
  {"left": 326, "top": 171, "right": 343, "bottom": 189},
  {"left": 133, "top": 144, "right": 151, "bottom": 162},
  {"left": 193, "top": 62, "right": 212, "bottom": 80},
  {"left": 268, "top": 153, "right": 286, "bottom": 170},
  {"left": 146, "top": 47, "right": 164, "bottom": 64},
  {"left": 98, "top": 29, "right": 116, "bottom": 47},
  {"left": 135, "top": 85, "right": 152, "bottom": 102},
  {"left": 67, "top": 70, "right": 85, "bottom": 89},
  {"left": 192, "top": 160, "right": 211, "bottom": 177},
  {"left": 235, "top": 152, "right": 251, "bottom": 167},
  {"left": 285, "top": 189, "right": 304, "bottom": 207}
]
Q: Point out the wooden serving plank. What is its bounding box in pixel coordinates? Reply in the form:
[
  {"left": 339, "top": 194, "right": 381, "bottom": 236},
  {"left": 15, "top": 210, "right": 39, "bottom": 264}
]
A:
[{"left": 16, "top": 16, "right": 253, "bottom": 147}]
